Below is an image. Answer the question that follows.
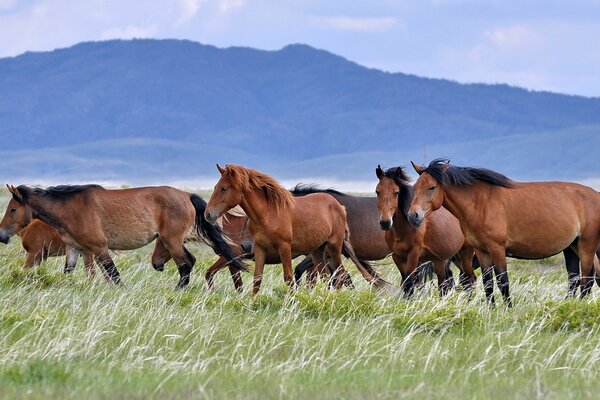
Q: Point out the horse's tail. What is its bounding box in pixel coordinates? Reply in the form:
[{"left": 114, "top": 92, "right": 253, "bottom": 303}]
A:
[
  {"left": 341, "top": 227, "right": 392, "bottom": 290},
  {"left": 294, "top": 257, "right": 314, "bottom": 286},
  {"left": 189, "top": 194, "right": 248, "bottom": 271}
]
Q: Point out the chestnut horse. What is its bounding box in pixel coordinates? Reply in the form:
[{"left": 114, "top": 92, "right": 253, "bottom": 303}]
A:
[
  {"left": 290, "top": 184, "right": 448, "bottom": 289},
  {"left": 0, "top": 197, "right": 94, "bottom": 275},
  {"left": 408, "top": 159, "right": 600, "bottom": 305},
  {"left": 6, "top": 184, "right": 245, "bottom": 289},
  {"left": 375, "top": 165, "right": 475, "bottom": 297},
  {"left": 204, "top": 164, "right": 389, "bottom": 295}
]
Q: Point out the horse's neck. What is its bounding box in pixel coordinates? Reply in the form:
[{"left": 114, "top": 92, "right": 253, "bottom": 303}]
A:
[
  {"left": 441, "top": 185, "right": 478, "bottom": 221},
  {"left": 27, "top": 195, "right": 69, "bottom": 231},
  {"left": 239, "top": 189, "right": 273, "bottom": 227}
]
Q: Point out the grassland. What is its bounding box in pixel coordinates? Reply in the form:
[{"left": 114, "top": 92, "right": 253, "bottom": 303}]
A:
[{"left": 1, "top": 195, "right": 600, "bottom": 399}]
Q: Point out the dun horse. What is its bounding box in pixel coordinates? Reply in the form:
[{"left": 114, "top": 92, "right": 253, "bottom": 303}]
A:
[
  {"left": 204, "top": 164, "right": 389, "bottom": 295},
  {"left": 5, "top": 184, "right": 245, "bottom": 289},
  {"left": 375, "top": 165, "right": 475, "bottom": 296},
  {"left": 0, "top": 196, "right": 94, "bottom": 275},
  {"left": 408, "top": 159, "right": 600, "bottom": 305}
]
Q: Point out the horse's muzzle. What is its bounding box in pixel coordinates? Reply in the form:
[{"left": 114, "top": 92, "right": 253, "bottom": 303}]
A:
[
  {"left": 0, "top": 230, "right": 10, "bottom": 244},
  {"left": 379, "top": 219, "right": 392, "bottom": 231},
  {"left": 408, "top": 211, "right": 424, "bottom": 228},
  {"left": 204, "top": 211, "right": 218, "bottom": 225},
  {"left": 240, "top": 240, "right": 253, "bottom": 254}
]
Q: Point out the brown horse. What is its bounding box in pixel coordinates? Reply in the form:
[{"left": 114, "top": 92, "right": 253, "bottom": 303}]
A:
[
  {"left": 290, "top": 184, "right": 447, "bottom": 288},
  {"left": 204, "top": 164, "right": 388, "bottom": 295},
  {"left": 0, "top": 197, "right": 94, "bottom": 275},
  {"left": 6, "top": 184, "right": 245, "bottom": 289},
  {"left": 408, "top": 159, "right": 600, "bottom": 305},
  {"left": 375, "top": 165, "right": 475, "bottom": 296}
]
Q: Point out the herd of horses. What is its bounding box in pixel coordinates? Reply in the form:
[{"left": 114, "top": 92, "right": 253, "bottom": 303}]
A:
[{"left": 1, "top": 159, "right": 600, "bottom": 306}]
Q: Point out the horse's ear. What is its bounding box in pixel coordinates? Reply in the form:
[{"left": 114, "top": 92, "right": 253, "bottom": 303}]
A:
[
  {"left": 375, "top": 165, "right": 384, "bottom": 179},
  {"left": 8, "top": 185, "right": 23, "bottom": 204},
  {"left": 216, "top": 163, "right": 225, "bottom": 175},
  {"left": 411, "top": 161, "right": 426, "bottom": 175}
]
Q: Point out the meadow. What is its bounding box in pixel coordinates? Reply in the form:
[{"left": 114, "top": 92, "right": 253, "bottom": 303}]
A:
[{"left": 1, "top": 194, "right": 600, "bottom": 399}]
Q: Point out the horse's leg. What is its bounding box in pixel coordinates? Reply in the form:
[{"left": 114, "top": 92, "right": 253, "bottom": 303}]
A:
[
  {"left": 252, "top": 246, "right": 266, "bottom": 295},
  {"left": 228, "top": 265, "right": 244, "bottom": 293},
  {"left": 204, "top": 257, "right": 228, "bottom": 290},
  {"left": 489, "top": 246, "right": 511, "bottom": 307},
  {"left": 403, "top": 248, "right": 421, "bottom": 298},
  {"left": 277, "top": 243, "right": 295, "bottom": 292},
  {"left": 325, "top": 244, "right": 351, "bottom": 290},
  {"left": 563, "top": 246, "right": 580, "bottom": 298},
  {"left": 294, "top": 257, "right": 314, "bottom": 287},
  {"left": 476, "top": 250, "right": 495, "bottom": 305},
  {"left": 432, "top": 260, "right": 452, "bottom": 296},
  {"left": 391, "top": 253, "right": 410, "bottom": 297},
  {"left": 309, "top": 251, "right": 327, "bottom": 289},
  {"left": 162, "top": 236, "right": 196, "bottom": 289},
  {"left": 457, "top": 245, "right": 476, "bottom": 292},
  {"left": 151, "top": 239, "right": 171, "bottom": 272},
  {"left": 578, "top": 239, "right": 599, "bottom": 298},
  {"left": 23, "top": 251, "right": 38, "bottom": 269},
  {"left": 94, "top": 248, "right": 122, "bottom": 285},
  {"left": 64, "top": 247, "right": 80, "bottom": 274},
  {"left": 83, "top": 251, "right": 96, "bottom": 279}
]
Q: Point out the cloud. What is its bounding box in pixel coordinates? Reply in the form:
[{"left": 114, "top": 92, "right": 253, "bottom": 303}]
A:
[
  {"left": 218, "top": 0, "right": 244, "bottom": 14},
  {"left": 100, "top": 25, "right": 156, "bottom": 40},
  {"left": 0, "top": 0, "right": 16, "bottom": 10},
  {"left": 310, "top": 16, "right": 399, "bottom": 33},
  {"left": 177, "top": 0, "right": 205, "bottom": 25},
  {"left": 484, "top": 25, "right": 541, "bottom": 50}
]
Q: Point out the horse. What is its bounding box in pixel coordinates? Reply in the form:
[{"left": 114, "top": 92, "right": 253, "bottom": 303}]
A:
[
  {"left": 0, "top": 196, "right": 95, "bottom": 276},
  {"left": 375, "top": 165, "right": 476, "bottom": 296},
  {"left": 407, "top": 159, "right": 600, "bottom": 305},
  {"left": 290, "top": 184, "right": 449, "bottom": 289},
  {"left": 204, "top": 164, "right": 389, "bottom": 295},
  {"left": 5, "top": 184, "right": 246, "bottom": 289}
]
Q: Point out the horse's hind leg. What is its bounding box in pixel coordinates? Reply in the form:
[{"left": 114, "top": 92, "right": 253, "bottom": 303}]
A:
[
  {"left": 432, "top": 260, "right": 453, "bottom": 296},
  {"left": 151, "top": 239, "right": 172, "bottom": 272},
  {"left": 294, "top": 257, "right": 315, "bottom": 288},
  {"left": 578, "top": 238, "right": 600, "bottom": 298},
  {"left": 162, "top": 236, "right": 196, "bottom": 289},
  {"left": 325, "top": 242, "right": 351, "bottom": 290},
  {"left": 205, "top": 256, "right": 243, "bottom": 292},
  {"left": 563, "top": 246, "right": 580, "bottom": 297},
  {"left": 94, "top": 248, "right": 122, "bottom": 285},
  {"left": 83, "top": 251, "right": 96, "bottom": 279},
  {"left": 456, "top": 245, "right": 476, "bottom": 292}
]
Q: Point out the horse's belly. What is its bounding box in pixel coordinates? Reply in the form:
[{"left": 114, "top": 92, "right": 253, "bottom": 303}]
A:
[
  {"left": 107, "top": 232, "right": 158, "bottom": 250},
  {"left": 506, "top": 235, "right": 576, "bottom": 259}
]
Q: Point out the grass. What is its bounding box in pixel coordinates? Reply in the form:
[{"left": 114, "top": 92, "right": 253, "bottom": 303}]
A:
[{"left": 1, "top": 199, "right": 600, "bottom": 398}]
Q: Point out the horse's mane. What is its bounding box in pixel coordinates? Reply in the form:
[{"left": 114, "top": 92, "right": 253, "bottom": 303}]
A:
[
  {"left": 424, "top": 158, "right": 513, "bottom": 188},
  {"left": 17, "top": 184, "right": 105, "bottom": 202},
  {"left": 222, "top": 165, "right": 293, "bottom": 211},
  {"left": 289, "top": 184, "right": 344, "bottom": 197},
  {"left": 379, "top": 166, "right": 413, "bottom": 220}
]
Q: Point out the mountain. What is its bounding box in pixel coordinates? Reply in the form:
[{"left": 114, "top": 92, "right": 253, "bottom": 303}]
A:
[{"left": 0, "top": 39, "right": 599, "bottom": 188}]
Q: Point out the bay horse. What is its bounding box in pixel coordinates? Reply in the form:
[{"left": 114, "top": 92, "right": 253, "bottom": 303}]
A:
[
  {"left": 290, "top": 184, "right": 447, "bottom": 289},
  {"left": 408, "top": 159, "right": 600, "bottom": 305},
  {"left": 204, "top": 164, "right": 389, "bottom": 295},
  {"left": 0, "top": 196, "right": 94, "bottom": 275},
  {"left": 6, "top": 184, "right": 246, "bottom": 289},
  {"left": 375, "top": 165, "right": 476, "bottom": 297}
]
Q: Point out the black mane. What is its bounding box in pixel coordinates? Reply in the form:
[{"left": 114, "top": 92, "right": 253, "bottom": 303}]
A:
[
  {"left": 290, "top": 184, "right": 345, "bottom": 197},
  {"left": 424, "top": 158, "right": 513, "bottom": 188},
  {"left": 380, "top": 166, "right": 413, "bottom": 220},
  {"left": 17, "top": 184, "right": 105, "bottom": 201}
]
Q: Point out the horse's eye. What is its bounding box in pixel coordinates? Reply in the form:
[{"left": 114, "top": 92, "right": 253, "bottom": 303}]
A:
[
  {"left": 429, "top": 186, "right": 437, "bottom": 191},
  {"left": 10, "top": 208, "right": 16, "bottom": 213},
  {"left": 221, "top": 187, "right": 228, "bottom": 192},
  {"left": 375, "top": 190, "right": 380, "bottom": 195},
  {"left": 394, "top": 192, "right": 399, "bottom": 196}
]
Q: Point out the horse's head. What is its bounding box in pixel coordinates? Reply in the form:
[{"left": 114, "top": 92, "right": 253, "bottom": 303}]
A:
[
  {"left": 375, "top": 165, "right": 412, "bottom": 231},
  {"left": 0, "top": 185, "right": 32, "bottom": 244},
  {"left": 205, "top": 164, "right": 244, "bottom": 225},
  {"left": 407, "top": 161, "right": 446, "bottom": 228}
]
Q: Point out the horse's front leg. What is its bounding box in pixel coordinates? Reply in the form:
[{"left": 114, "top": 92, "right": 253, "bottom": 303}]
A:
[
  {"left": 252, "top": 245, "right": 267, "bottom": 296},
  {"left": 476, "top": 249, "right": 495, "bottom": 305},
  {"left": 403, "top": 248, "right": 422, "bottom": 298},
  {"left": 432, "top": 260, "right": 454, "bottom": 296},
  {"left": 277, "top": 243, "right": 295, "bottom": 292},
  {"left": 64, "top": 246, "right": 80, "bottom": 274},
  {"left": 94, "top": 247, "right": 122, "bottom": 285}
]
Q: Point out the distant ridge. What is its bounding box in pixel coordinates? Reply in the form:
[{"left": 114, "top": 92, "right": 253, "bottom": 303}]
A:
[{"left": 0, "top": 39, "right": 599, "bottom": 185}]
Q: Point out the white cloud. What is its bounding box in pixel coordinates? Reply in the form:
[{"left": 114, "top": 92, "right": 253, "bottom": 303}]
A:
[
  {"left": 484, "top": 25, "right": 541, "bottom": 50},
  {"left": 177, "top": 0, "right": 205, "bottom": 25},
  {"left": 101, "top": 25, "right": 156, "bottom": 40},
  {"left": 0, "top": 0, "right": 16, "bottom": 10},
  {"left": 310, "top": 16, "right": 399, "bottom": 33},
  {"left": 218, "top": 0, "right": 244, "bottom": 14}
]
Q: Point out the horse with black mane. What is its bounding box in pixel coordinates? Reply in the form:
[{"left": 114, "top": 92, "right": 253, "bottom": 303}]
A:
[
  {"left": 408, "top": 159, "right": 600, "bottom": 305},
  {"left": 5, "top": 184, "right": 245, "bottom": 289}
]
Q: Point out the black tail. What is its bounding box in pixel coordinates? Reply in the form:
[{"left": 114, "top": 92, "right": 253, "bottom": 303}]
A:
[
  {"left": 294, "top": 257, "right": 314, "bottom": 286},
  {"left": 189, "top": 194, "right": 247, "bottom": 271}
]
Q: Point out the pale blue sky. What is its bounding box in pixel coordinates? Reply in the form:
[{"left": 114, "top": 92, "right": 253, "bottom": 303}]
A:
[{"left": 1, "top": 0, "right": 599, "bottom": 96}]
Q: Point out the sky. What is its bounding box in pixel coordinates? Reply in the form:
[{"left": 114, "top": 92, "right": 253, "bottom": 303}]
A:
[{"left": 0, "top": 0, "right": 599, "bottom": 97}]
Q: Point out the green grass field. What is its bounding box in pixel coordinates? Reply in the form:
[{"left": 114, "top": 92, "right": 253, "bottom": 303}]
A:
[{"left": 1, "top": 195, "right": 600, "bottom": 399}]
